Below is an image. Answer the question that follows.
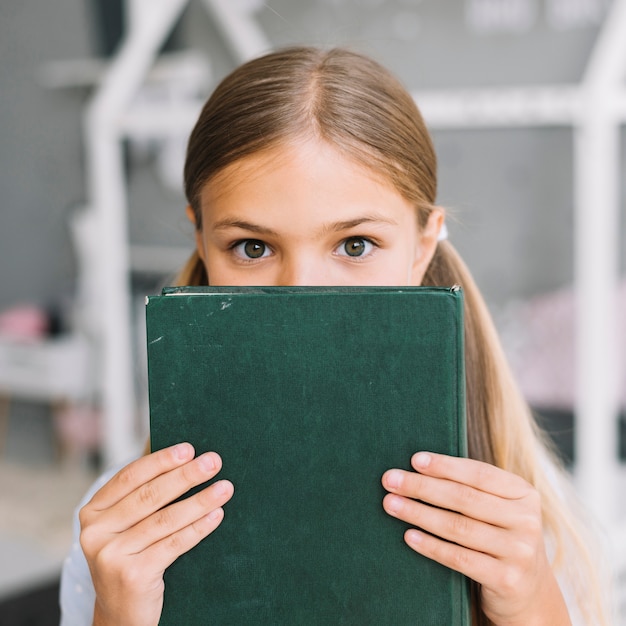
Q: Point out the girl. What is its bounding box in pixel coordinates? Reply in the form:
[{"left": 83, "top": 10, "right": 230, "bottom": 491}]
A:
[{"left": 61, "top": 46, "right": 609, "bottom": 625}]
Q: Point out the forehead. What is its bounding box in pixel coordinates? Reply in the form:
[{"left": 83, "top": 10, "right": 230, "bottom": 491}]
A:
[
  {"left": 199, "top": 139, "right": 402, "bottom": 209},
  {"left": 196, "top": 141, "right": 420, "bottom": 242},
  {"left": 193, "top": 141, "right": 420, "bottom": 246}
]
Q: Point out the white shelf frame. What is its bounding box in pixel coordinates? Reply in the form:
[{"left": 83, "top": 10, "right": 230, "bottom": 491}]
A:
[
  {"left": 83, "top": 0, "right": 625, "bottom": 538},
  {"left": 414, "top": 0, "right": 626, "bottom": 533},
  {"left": 83, "top": 0, "right": 271, "bottom": 465}
]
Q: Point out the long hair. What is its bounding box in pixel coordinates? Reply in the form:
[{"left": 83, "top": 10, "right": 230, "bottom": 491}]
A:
[{"left": 178, "top": 46, "right": 609, "bottom": 625}]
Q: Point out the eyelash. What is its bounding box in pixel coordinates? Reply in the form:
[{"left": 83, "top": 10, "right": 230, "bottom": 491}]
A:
[
  {"left": 333, "top": 236, "right": 378, "bottom": 260},
  {"left": 229, "top": 239, "right": 272, "bottom": 263},
  {"left": 228, "top": 236, "right": 380, "bottom": 262}
]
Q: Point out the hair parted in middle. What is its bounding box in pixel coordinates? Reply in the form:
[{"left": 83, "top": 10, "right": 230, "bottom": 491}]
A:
[{"left": 184, "top": 46, "right": 437, "bottom": 227}]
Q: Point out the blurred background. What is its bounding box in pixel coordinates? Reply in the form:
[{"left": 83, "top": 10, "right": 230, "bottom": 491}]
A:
[{"left": 0, "top": 0, "right": 624, "bottom": 623}]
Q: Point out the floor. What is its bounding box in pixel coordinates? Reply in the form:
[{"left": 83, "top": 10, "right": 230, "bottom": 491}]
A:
[
  {"left": 0, "top": 578, "right": 61, "bottom": 626},
  {"left": 0, "top": 458, "right": 95, "bottom": 600},
  {"left": 0, "top": 401, "right": 96, "bottom": 609}
]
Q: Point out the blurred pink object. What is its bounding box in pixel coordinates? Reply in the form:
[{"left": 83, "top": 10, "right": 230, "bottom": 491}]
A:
[
  {"left": 54, "top": 404, "right": 102, "bottom": 453},
  {"left": 0, "top": 305, "right": 48, "bottom": 341},
  {"left": 505, "top": 280, "right": 626, "bottom": 411}
]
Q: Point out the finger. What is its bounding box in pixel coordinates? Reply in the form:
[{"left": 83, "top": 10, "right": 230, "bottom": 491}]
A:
[
  {"left": 382, "top": 469, "right": 518, "bottom": 529},
  {"left": 382, "top": 493, "right": 509, "bottom": 557},
  {"left": 410, "top": 452, "right": 532, "bottom": 500},
  {"left": 102, "top": 451, "right": 225, "bottom": 532},
  {"left": 89, "top": 443, "right": 196, "bottom": 510},
  {"left": 403, "top": 528, "right": 504, "bottom": 590},
  {"left": 122, "top": 479, "right": 234, "bottom": 554},
  {"left": 146, "top": 506, "right": 227, "bottom": 573}
]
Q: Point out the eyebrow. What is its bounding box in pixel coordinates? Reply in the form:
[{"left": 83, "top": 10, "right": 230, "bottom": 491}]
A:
[
  {"left": 212, "top": 218, "right": 279, "bottom": 236},
  {"left": 211, "top": 214, "right": 398, "bottom": 237},
  {"left": 320, "top": 215, "right": 398, "bottom": 234}
]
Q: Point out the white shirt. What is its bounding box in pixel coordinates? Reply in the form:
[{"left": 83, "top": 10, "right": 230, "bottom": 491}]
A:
[{"left": 59, "top": 463, "right": 124, "bottom": 626}]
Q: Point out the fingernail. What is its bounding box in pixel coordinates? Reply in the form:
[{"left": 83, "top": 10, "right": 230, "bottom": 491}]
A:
[
  {"left": 215, "top": 480, "right": 233, "bottom": 497},
  {"left": 385, "top": 495, "right": 402, "bottom": 515},
  {"left": 413, "top": 452, "right": 431, "bottom": 468},
  {"left": 385, "top": 470, "right": 402, "bottom": 490},
  {"left": 406, "top": 529, "right": 423, "bottom": 545},
  {"left": 198, "top": 452, "right": 216, "bottom": 471},
  {"left": 173, "top": 442, "right": 192, "bottom": 461},
  {"left": 208, "top": 507, "right": 223, "bottom": 521}
]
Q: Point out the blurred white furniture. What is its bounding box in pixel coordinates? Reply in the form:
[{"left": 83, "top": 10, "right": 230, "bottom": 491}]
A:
[
  {"left": 0, "top": 335, "right": 94, "bottom": 456},
  {"left": 77, "top": 0, "right": 271, "bottom": 466},
  {"left": 414, "top": 3, "right": 626, "bottom": 614},
  {"left": 415, "top": 0, "right": 626, "bottom": 526}
]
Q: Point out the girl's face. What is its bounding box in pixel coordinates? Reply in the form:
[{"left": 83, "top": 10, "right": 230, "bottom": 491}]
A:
[{"left": 188, "top": 140, "right": 444, "bottom": 287}]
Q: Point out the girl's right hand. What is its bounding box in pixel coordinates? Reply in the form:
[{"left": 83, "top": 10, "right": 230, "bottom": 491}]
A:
[{"left": 79, "top": 442, "right": 234, "bottom": 626}]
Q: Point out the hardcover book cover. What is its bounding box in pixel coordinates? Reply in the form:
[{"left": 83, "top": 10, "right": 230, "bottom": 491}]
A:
[{"left": 147, "top": 286, "right": 470, "bottom": 625}]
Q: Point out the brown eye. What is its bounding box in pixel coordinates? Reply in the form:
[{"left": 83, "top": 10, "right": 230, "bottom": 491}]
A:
[
  {"left": 343, "top": 237, "right": 367, "bottom": 257},
  {"left": 243, "top": 240, "right": 266, "bottom": 258}
]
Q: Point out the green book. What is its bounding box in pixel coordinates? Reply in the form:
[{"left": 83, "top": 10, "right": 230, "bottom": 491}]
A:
[{"left": 147, "top": 286, "right": 470, "bottom": 625}]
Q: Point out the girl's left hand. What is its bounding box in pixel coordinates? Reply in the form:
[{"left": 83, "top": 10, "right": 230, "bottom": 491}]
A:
[{"left": 381, "top": 452, "right": 571, "bottom": 626}]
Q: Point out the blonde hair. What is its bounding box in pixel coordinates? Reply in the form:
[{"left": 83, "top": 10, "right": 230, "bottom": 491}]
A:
[{"left": 179, "top": 46, "right": 609, "bottom": 625}]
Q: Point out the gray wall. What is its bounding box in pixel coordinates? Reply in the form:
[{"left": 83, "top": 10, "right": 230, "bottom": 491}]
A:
[
  {"left": 1, "top": 0, "right": 624, "bottom": 322},
  {"left": 0, "top": 0, "right": 93, "bottom": 312}
]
